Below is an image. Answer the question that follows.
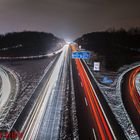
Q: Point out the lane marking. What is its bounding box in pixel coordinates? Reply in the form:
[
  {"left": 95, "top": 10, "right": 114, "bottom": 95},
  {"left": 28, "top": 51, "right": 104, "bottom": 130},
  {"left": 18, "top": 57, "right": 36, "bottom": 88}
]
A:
[
  {"left": 92, "top": 128, "right": 97, "bottom": 140},
  {"left": 84, "top": 97, "right": 88, "bottom": 106},
  {"left": 78, "top": 72, "right": 80, "bottom": 77},
  {"left": 79, "top": 60, "right": 116, "bottom": 140},
  {"left": 21, "top": 45, "right": 68, "bottom": 140},
  {"left": 81, "top": 82, "right": 83, "bottom": 87}
]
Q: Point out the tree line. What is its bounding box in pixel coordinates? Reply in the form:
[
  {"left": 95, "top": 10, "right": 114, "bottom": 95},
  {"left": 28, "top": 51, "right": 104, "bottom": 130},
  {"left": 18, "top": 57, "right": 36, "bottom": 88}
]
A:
[
  {"left": 75, "top": 28, "right": 140, "bottom": 71},
  {"left": 0, "top": 31, "right": 64, "bottom": 57}
]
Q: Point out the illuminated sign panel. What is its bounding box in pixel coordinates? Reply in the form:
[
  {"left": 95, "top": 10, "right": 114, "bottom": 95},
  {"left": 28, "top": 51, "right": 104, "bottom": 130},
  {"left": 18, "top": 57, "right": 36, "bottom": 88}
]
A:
[
  {"left": 93, "top": 62, "right": 100, "bottom": 71},
  {"left": 72, "top": 51, "right": 91, "bottom": 59}
]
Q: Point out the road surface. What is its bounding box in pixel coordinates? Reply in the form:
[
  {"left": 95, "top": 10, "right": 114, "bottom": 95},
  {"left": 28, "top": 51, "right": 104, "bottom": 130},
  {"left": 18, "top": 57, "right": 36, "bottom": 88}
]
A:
[
  {"left": 0, "top": 67, "right": 11, "bottom": 109},
  {"left": 122, "top": 67, "right": 140, "bottom": 137},
  {"left": 71, "top": 44, "right": 127, "bottom": 140},
  {"left": 8, "top": 43, "right": 138, "bottom": 140},
  {"left": 16, "top": 45, "right": 69, "bottom": 140}
]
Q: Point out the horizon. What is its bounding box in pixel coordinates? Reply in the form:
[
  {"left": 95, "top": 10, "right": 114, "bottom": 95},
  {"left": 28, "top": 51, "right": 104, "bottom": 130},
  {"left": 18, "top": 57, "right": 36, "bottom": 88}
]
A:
[
  {"left": 0, "top": 0, "right": 140, "bottom": 41},
  {"left": 0, "top": 26, "right": 140, "bottom": 42}
]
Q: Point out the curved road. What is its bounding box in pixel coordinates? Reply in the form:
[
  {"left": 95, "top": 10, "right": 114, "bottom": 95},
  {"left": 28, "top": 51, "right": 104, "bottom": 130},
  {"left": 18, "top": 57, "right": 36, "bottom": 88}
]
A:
[
  {"left": 122, "top": 66, "right": 140, "bottom": 137},
  {"left": 0, "top": 67, "right": 11, "bottom": 109},
  {"left": 128, "top": 67, "right": 140, "bottom": 114},
  {"left": 135, "top": 73, "right": 140, "bottom": 96}
]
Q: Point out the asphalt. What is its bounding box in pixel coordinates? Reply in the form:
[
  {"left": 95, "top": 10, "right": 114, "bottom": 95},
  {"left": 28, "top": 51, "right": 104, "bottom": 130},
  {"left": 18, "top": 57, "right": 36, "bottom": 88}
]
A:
[
  {"left": 36, "top": 55, "right": 66, "bottom": 140},
  {"left": 11, "top": 55, "right": 60, "bottom": 132},
  {"left": 0, "top": 67, "right": 11, "bottom": 109},
  {"left": 72, "top": 59, "right": 127, "bottom": 140},
  {"left": 72, "top": 59, "right": 96, "bottom": 140},
  {"left": 122, "top": 71, "right": 140, "bottom": 137}
]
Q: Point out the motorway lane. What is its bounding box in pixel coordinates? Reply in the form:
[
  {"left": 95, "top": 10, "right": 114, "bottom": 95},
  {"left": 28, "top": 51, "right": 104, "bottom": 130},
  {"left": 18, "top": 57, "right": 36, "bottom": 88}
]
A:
[
  {"left": 11, "top": 55, "right": 60, "bottom": 133},
  {"left": 16, "top": 45, "right": 69, "bottom": 140},
  {"left": 122, "top": 67, "right": 140, "bottom": 137},
  {"left": 81, "top": 60, "right": 128, "bottom": 140},
  {"left": 36, "top": 45, "right": 69, "bottom": 140},
  {"left": 71, "top": 44, "right": 127, "bottom": 140},
  {"left": 72, "top": 59, "right": 116, "bottom": 140},
  {"left": 72, "top": 59, "right": 96, "bottom": 140}
]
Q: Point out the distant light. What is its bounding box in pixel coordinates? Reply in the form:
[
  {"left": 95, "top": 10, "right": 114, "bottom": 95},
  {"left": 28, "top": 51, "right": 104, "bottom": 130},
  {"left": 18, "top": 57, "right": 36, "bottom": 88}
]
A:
[
  {"left": 65, "top": 39, "right": 73, "bottom": 45},
  {"left": 66, "top": 41, "right": 72, "bottom": 45}
]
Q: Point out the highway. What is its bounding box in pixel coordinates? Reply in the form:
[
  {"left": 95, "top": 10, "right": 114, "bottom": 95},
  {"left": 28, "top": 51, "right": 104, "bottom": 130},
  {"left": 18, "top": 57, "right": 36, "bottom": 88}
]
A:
[
  {"left": 7, "top": 43, "right": 139, "bottom": 140},
  {"left": 71, "top": 44, "right": 127, "bottom": 140},
  {"left": 14, "top": 45, "right": 69, "bottom": 140},
  {"left": 122, "top": 67, "right": 140, "bottom": 137},
  {"left": 135, "top": 73, "right": 140, "bottom": 96},
  {"left": 0, "top": 67, "right": 11, "bottom": 109},
  {"left": 36, "top": 45, "right": 69, "bottom": 140},
  {"left": 128, "top": 67, "right": 140, "bottom": 114}
]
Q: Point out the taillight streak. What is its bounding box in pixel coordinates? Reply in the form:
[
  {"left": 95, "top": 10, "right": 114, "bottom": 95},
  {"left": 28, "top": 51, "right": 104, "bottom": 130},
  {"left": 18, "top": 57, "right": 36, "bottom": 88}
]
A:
[
  {"left": 128, "top": 68, "right": 140, "bottom": 114},
  {"left": 75, "top": 59, "right": 113, "bottom": 140}
]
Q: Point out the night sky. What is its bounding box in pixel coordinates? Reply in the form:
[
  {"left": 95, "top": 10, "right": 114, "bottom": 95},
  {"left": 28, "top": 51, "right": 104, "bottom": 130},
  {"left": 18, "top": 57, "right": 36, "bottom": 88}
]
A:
[{"left": 0, "top": 0, "right": 140, "bottom": 40}]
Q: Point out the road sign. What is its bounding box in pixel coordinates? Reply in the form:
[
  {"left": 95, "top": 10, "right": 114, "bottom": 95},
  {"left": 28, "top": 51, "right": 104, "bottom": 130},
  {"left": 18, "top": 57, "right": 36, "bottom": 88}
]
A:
[
  {"left": 93, "top": 62, "right": 100, "bottom": 71},
  {"left": 101, "top": 76, "right": 113, "bottom": 84},
  {"left": 72, "top": 51, "right": 91, "bottom": 59}
]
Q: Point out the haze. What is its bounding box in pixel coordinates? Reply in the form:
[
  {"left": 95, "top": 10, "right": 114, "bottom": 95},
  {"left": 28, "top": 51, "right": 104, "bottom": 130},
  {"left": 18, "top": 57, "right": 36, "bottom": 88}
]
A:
[{"left": 0, "top": 0, "right": 140, "bottom": 40}]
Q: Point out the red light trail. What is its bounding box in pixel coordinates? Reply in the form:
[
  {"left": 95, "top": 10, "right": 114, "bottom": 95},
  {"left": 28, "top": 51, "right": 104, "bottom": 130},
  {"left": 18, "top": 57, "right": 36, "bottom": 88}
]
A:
[
  {"left": 128, "top": 67, "right": 140, "bottom": 114},
  {"left": 71, "top": 45, "right": 114, "bottom": 140}
]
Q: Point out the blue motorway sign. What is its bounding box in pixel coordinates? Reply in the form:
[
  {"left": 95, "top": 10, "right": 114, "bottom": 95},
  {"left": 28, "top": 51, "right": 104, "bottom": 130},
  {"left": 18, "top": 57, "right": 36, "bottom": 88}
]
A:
[
  {"left": 72, "top": 51, "right": 91, "bottom": 59},
  {"left": 101, "top": 76, "right": 113, "bottom": 84}
]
